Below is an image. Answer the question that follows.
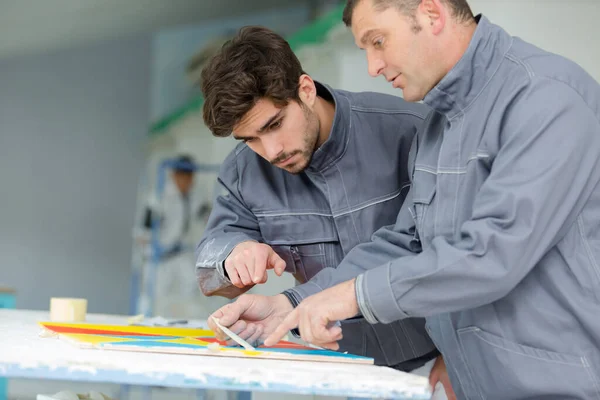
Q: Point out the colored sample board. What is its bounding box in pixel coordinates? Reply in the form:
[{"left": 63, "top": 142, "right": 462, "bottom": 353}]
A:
[{"left": 39, "top": 322, "right": 374, "bottom": 365}]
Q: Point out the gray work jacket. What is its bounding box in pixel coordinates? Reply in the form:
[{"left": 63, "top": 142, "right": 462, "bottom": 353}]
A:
[
  {"left": 293, "top": 16, "right": 600, "bottom": 398},
  {"left": 195, "top": 82, "right": 437, "bottom": 368}
]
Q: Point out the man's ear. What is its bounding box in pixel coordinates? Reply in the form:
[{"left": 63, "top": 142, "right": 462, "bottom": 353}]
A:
[
  {"left": 419, "top": 0, "right": 446, "bottom": 35},
  {"left": 297, "top": 74, "right": 317, "bottom": 108}
]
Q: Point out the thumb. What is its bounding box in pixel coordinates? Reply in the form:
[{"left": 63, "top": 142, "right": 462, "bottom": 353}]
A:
[
  {"left": 208, "top": 308, "right": 225, "bottom": 332},
  {"left": 268, "top": 250, "right": 286, "bottom": 276},
  {"left": 219, "top": 296, "right": 251, "bottom": 326}
]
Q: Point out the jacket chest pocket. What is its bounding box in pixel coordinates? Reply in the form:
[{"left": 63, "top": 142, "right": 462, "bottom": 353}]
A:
[
  {"left": 411, "top": 169, "right": 437, "bottom": 243},
  {"left": 258, "top": 214, "right": 342, "bottom": 283}
]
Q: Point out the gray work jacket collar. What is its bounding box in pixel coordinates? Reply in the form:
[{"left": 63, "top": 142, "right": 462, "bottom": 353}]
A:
[
  {"left": 306, "top": 81, "right": 351, "bottom": 172},
  {"left": 424, "top": 15, "right": 512, "bottom": 120}
]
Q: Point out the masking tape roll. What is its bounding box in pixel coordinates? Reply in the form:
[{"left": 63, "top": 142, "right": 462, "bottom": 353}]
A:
[{"left": 50, "top": 298, "right": 87, "bottom": 322}]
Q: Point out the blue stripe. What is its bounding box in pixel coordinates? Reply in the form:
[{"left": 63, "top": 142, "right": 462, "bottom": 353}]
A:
[{"left": 104, "top": 340, "right": 371, "bottom": 361}]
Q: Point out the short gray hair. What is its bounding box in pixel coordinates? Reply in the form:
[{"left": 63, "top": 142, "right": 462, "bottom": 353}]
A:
[{"left": 342, "top": 0, "right": 474, "bottom": 27}]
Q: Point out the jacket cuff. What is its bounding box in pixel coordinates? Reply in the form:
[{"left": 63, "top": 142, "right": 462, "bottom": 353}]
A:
[
  {"left": 361, "top": 264, "right": 409, "bottom": 324},
  {"left": 286, "top": 281, "right": 323, "bottom": 302},
  {"left": 196, "top": 267, "right": 235, "bottom": 297},
  {"left": 196, "top": 236, "right": 257, "bottom": 279},
  {"left": 216, "top": 259, "right": 232, "bottom": 282},
  {"left": 280, "top": 290, "right": 302, "bottom": 338},
  {"left": 355, "top": 274, "right": 377, "bottom": 324},
  {"left": 281, "top": 289, "right": 301, "bottom": 307}
]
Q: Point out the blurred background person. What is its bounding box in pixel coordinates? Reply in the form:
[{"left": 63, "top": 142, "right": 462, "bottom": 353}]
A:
[{"left": 134, "top": 154, "right": 221, "bottom": 319}]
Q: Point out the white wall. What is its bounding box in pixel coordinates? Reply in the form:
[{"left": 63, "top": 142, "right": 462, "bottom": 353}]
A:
[
  {"left": 469, "top": 0, "right": 600, "bottom": 82},
  {"left": 0, "top": 35, "right": 151, "bottom": 314}
]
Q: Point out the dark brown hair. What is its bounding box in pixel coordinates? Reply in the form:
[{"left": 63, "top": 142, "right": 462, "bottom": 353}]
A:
[
  {"left": 201, "top": 26, "right": 305, "bottom": 137},
  {"left": 343, "top": 0, "right": 474, "bottom": 27}
]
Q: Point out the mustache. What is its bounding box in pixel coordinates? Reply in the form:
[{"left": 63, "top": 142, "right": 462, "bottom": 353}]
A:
[{"left": 271, "top": 150, "right": 301, "bottom": 165}]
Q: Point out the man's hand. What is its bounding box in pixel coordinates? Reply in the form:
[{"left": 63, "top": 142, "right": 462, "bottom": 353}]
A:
[
  {"left": 429, "top": 355, "right": 456, "bottom": 400},
  {"left": 225, "top": 242, "right": 286, "bottom": 288},
  {"left": 208, "top": 294, "right": 294, "bottom": 346},
  {"left": 264, "top": 279, "right": 359, "bottom": 350}
]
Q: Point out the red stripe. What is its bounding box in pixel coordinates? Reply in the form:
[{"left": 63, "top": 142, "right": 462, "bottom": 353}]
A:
[
  {"left": 198, "top": 337, "right": 228, "bottom": 345},
  {"left": 197, "top": 337, "right": 311, "bottom": 350},
  {"left": 43, "top": 326, "right": 163, "bottom": 337},
  {"left": 263, "top": 341, "right": 312, "bottom": 350}
]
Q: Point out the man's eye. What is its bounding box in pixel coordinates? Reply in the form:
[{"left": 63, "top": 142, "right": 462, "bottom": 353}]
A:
[
  {"left": 373, "top": 38, "right": 384, "bottom": 49},
  {"left": 270, "top": 120, "right": 282, "bottom": 130}
]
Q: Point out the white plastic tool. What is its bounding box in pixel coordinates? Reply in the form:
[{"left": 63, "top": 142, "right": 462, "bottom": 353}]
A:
[{"left": 211, "top": 316, "right": 255, "bottom": 351}]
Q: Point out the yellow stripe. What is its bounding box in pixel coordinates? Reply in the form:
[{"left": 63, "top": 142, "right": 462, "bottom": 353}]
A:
[
  {"left": 39, "top": 321, "right": 215, "bottom": 337},
  {"left": 60, "top": 333, "right": 135, "bottom": 344}
]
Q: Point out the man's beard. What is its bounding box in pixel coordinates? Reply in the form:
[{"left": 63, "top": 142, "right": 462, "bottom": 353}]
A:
[
  {"left": 270, "top": 147, "right": 313, "bottom": 174},
  {"left": 271, "top": 108, "right": 320, "bottom": 174}
]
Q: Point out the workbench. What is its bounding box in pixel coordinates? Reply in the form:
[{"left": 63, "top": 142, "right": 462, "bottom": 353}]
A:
[{"left": 0, "top": 309, "right": 430, "bottom": 399}]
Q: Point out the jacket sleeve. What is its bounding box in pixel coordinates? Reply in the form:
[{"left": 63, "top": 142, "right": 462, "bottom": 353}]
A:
[
  {"left": 195, "top": 157, "right": 263, "bottom": 298},
  {"left": 358, "top": 79, "right": 600, "bottom": 323}
]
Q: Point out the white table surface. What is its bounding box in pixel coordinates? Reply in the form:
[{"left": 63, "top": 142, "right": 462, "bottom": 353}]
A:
[{"left": 0, "top": 309, "right": 430, "bottom": 399}]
